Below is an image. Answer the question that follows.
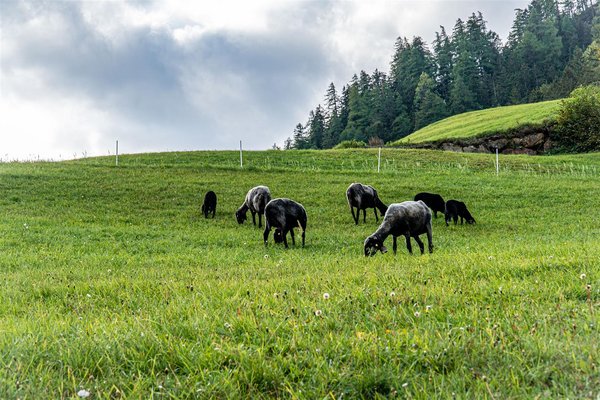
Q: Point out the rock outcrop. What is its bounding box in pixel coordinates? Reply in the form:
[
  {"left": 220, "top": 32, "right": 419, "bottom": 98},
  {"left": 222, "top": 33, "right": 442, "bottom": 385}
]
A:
[{"left": 395, "top": 124, "right": 555, "bottom": 155}]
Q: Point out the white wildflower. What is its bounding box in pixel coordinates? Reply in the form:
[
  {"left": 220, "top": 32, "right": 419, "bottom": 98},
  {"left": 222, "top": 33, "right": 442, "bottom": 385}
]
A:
[
  {"left": 77, "top": 389, "right": 90, "bottom": 398},
  {"left": 323, "top": 293, "right": 330, "bottom": 300}
]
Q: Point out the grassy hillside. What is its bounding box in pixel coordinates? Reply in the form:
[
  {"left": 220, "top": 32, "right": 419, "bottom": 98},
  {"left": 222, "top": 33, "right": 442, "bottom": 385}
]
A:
[
  {"left": 392, "top": 100, "right": 561, "bottom": 145},
  {"left": 0, "top": 149, "right": 599, "bottom": 398}
]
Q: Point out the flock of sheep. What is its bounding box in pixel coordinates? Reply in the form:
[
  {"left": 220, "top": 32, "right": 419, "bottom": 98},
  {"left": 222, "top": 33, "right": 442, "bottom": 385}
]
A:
[{"left": 201, "top": 183, "right": 475, "bottom": 256}]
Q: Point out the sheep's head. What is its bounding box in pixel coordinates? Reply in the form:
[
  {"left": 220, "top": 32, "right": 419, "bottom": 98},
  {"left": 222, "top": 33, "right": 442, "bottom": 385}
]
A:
[
  {"left": 273, "top": 228, "right": 283, "bottom": 243},
  {"left": 235, "top": 209, "right": 247, "bottom": 224},
  {"left": 364, "top": 235, "right": 387, "bottom": 257}
]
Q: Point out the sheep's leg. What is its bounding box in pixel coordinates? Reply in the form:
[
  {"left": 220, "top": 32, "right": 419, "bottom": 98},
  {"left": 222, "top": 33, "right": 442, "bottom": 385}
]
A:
[
  {"left": 290, "top": 228, "right": 296, "bottom": 246},
  {"left": 426, "top": 226, "right": 433, "bottom": 253},
  {"left": 301, "top": 230, "right": 305, "bottom": 247},
  {"left": 282, "top": 230, "right": 289, "bottom": 248},
  {"left": 434, "top": 210, "right": 438, "bottom": 218},
  {"left": 374, "top": 208, "right": 378, "bottom": 222},
  {"left": 392, "top": 236, "right": 397, "bottom": 254},
  {"left": 460, "top": 216, "right": 464, "bottom": 225},
  {"left": 445, "top": 213, "right": 450, "bottom": 226},
  {"left": 404, "top": 234, "right": 413, "bottom": 254},
  {"left": 453, "top": 215, "right": 458, "bottom": 225},
  {"left": 263, "top": 223, "right": 271, "bottom": 246},
  {"left": 251, "top": 211, "right": 257, "bottom": 226},
  {"left": 258, "top": 213, "right": 262, "bottom": 228},
  {"left": 351, "top": 207, "right": 358, "bottom": 225},
  {"left": 363, "top": 208, "right": 367, "bottom": 223},
  {"left": 414, "top": 235, "right": 425, "bottom": 254}
]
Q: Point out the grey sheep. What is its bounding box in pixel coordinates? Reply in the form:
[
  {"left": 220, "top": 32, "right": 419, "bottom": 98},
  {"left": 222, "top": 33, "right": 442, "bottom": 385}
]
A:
[
  {"left": 364, "top": 200, "right": 433, "bottom": 256},
  {"left": 346, "top": 183, "right": 388, "bottom": 224},
  {"left": 236, "top": 186, "right": 271, "bottom": 228}
]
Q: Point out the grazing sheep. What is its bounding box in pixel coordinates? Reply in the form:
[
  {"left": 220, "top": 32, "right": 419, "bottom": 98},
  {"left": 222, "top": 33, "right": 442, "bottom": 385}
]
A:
[
  {"left": 364, "top": 200, "right": 433, "bottom": 256},
  {"left": 414, "top": 192, "right": 445, "bottom": 218},
  {"left": 201, "top": 190, "right": 217, "bottom": 218},
  {"left": 445, "top": 200, "right": 476, "bottom": 226},
  {"left": 346, "top": 183, "right": 388, "bottom": 224},
  {"left": 263, "top": 198, "right": 307, "bottom": 248},
  {"left": 236, "top": 186, "right": 271, "bottom": 228}
]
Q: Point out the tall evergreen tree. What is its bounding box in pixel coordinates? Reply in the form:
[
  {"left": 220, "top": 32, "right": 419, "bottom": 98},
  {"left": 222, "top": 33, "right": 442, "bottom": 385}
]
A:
[
  {"left": 307, "top": 106, "right": 326, "bottom": 149},
  {"left": 322, "top": 83, "right": 342, "bottom": 148},
  {"left": 292, "top": 123, "right": 309, "bottom": 149},
  {"left": 449, "top": 18, "right": 480, "bottom": 112},
  {"left": 340, "top": 79, "right": 369, "bottom": 142},
  {"left": 433, "top": 26, "right": 453, "bottom": 101},
  {"left": 413, "top": 72, "right": 450, "bottom": 130},
  {"left": 390, "top": 36, "right": 434, "bottom": 121}
]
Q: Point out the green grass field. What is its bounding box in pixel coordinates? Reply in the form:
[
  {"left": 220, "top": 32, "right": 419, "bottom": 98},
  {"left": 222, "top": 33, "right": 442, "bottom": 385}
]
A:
[
  {"left": 393, "top": 100, "right": 561, "bottom": 145},
  {"left": 0, "top": 149, "right": 598, "bottom": 398}
]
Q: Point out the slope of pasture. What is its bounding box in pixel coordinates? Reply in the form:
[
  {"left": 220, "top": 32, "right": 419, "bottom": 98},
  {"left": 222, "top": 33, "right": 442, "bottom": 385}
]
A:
[
  {"left": 0, "top": 149, "right": 598, "bottom": 399},
  {"left": 393, "top": 100, "right": 560, "bottom": 145}
]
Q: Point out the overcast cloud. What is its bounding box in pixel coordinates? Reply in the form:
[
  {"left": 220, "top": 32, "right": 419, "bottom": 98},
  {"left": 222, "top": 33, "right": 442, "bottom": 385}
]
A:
[{"left": 1, "top": 0, "right": 530, "bottom": 160}]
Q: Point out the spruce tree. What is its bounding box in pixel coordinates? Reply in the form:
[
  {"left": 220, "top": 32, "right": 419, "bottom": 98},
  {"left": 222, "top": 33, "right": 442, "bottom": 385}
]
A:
[{"left": 413, "top": 72, "right": 449, "bottom": 130}]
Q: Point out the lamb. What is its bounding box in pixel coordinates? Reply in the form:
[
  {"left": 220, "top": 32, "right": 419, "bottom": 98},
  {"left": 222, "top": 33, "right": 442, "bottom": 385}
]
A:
[
  {"left": 201, "top": 190, "right": 217, "bottom": 218},
  {"left": 414, "top": 192, "right": 445, "bottom": 218},
  {"left": 445, "top": 200, "right": 476, "bottom": 226},
  {"left": 346, "top": 183, "right": 388, "bottom": 224},
  {"left": 263, "top": 198, "right": 307, "bottom": 248},
  {"left": 364, "top": 200, "right": 433, "bottom": 256},
  {"left": 236, "top": 186, "right": 271, "bottom": 228}
]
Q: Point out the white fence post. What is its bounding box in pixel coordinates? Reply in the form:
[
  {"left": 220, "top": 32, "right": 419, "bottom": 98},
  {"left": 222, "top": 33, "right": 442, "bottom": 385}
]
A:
[
  {"left": 116, "top": 140, "right": 119, "bottom": 166},
  {"left": 377, "top": 147, "right": 381, "bottom": 173},
  {"left": 240, "top": 140, "right": 243, "bottom": 168}
]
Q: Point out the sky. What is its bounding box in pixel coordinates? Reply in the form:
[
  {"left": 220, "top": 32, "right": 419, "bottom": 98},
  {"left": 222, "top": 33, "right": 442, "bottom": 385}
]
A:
[{"left": 1, "top": 0, "right": 531, "bottom": 160}]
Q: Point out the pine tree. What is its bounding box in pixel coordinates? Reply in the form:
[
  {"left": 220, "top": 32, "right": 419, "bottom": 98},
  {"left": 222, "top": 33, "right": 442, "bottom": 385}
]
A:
[
  {"left": 307, "top": 106, "right": 326, "bottom": 149},
  {"left": 340, "top": 80, "right": 369, "bottom": 142},
  {"left": 449, "top": 18, "right": 480, "bottom": 112},
  {"left": 413, "top": 72, "right": 450, "bottom": 130},
  {"left": 292, "top": 123, "right": 309, "bottom": 149},
  {"left": 433, "top": 26, "right": 453, "bottom": 101}
]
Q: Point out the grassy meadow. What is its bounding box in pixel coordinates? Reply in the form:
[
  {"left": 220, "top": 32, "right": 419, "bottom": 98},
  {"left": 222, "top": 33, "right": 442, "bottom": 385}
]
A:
[
  {"left": 393, "top": 100, "right": 561, "bottom": 145},
  {"left": 0, "top": 149, "right": 598, "bottom": 398}
]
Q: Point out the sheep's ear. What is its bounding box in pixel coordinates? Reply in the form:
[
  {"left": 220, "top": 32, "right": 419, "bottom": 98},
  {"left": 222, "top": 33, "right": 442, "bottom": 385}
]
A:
[{"left": 380, "top": 245, "right": 388, "bottom": 254}]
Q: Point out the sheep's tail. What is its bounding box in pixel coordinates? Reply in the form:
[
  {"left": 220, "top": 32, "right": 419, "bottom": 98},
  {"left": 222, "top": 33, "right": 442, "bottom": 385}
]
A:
[{"left": 297, "top": 214, "right": 307, "bottom": 232}]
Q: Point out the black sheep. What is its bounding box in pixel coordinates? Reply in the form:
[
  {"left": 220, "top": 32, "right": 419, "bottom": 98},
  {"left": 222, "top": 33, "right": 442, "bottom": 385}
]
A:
[
  {"left": 414, "top": 192, "right": 445, "bottom": 218},
  {"left": 201, "top": 191, "right": 217, "bottom": 218},
  {"left": 236, "top": 186, "right": 271, "bottom": 228},
  {"left": 364, "top": 200, "right": 433, "bottom": 256},
  {"left": 263, "top": 198, "right": 307, "bottom": 248},
  {"left": 444, "top": 200, "right": 476, "bottom": 226},
  {"left": 346, "top": 183, "right": 388, "bottom": 224}
]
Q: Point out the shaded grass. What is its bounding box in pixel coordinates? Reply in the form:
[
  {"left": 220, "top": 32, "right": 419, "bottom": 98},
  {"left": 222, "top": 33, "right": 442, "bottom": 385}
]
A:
[
  {"left": 393, "top": 100, "right": 560, "bottom": 145},
  {"left": 0, "top": 149, "right": 598, "bottom": 398}
]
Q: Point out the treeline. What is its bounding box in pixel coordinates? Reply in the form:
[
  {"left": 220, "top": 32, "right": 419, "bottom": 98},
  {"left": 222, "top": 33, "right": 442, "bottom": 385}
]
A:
[{"left": 287, "top": 0, "right": 599, "bottom": 150}]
